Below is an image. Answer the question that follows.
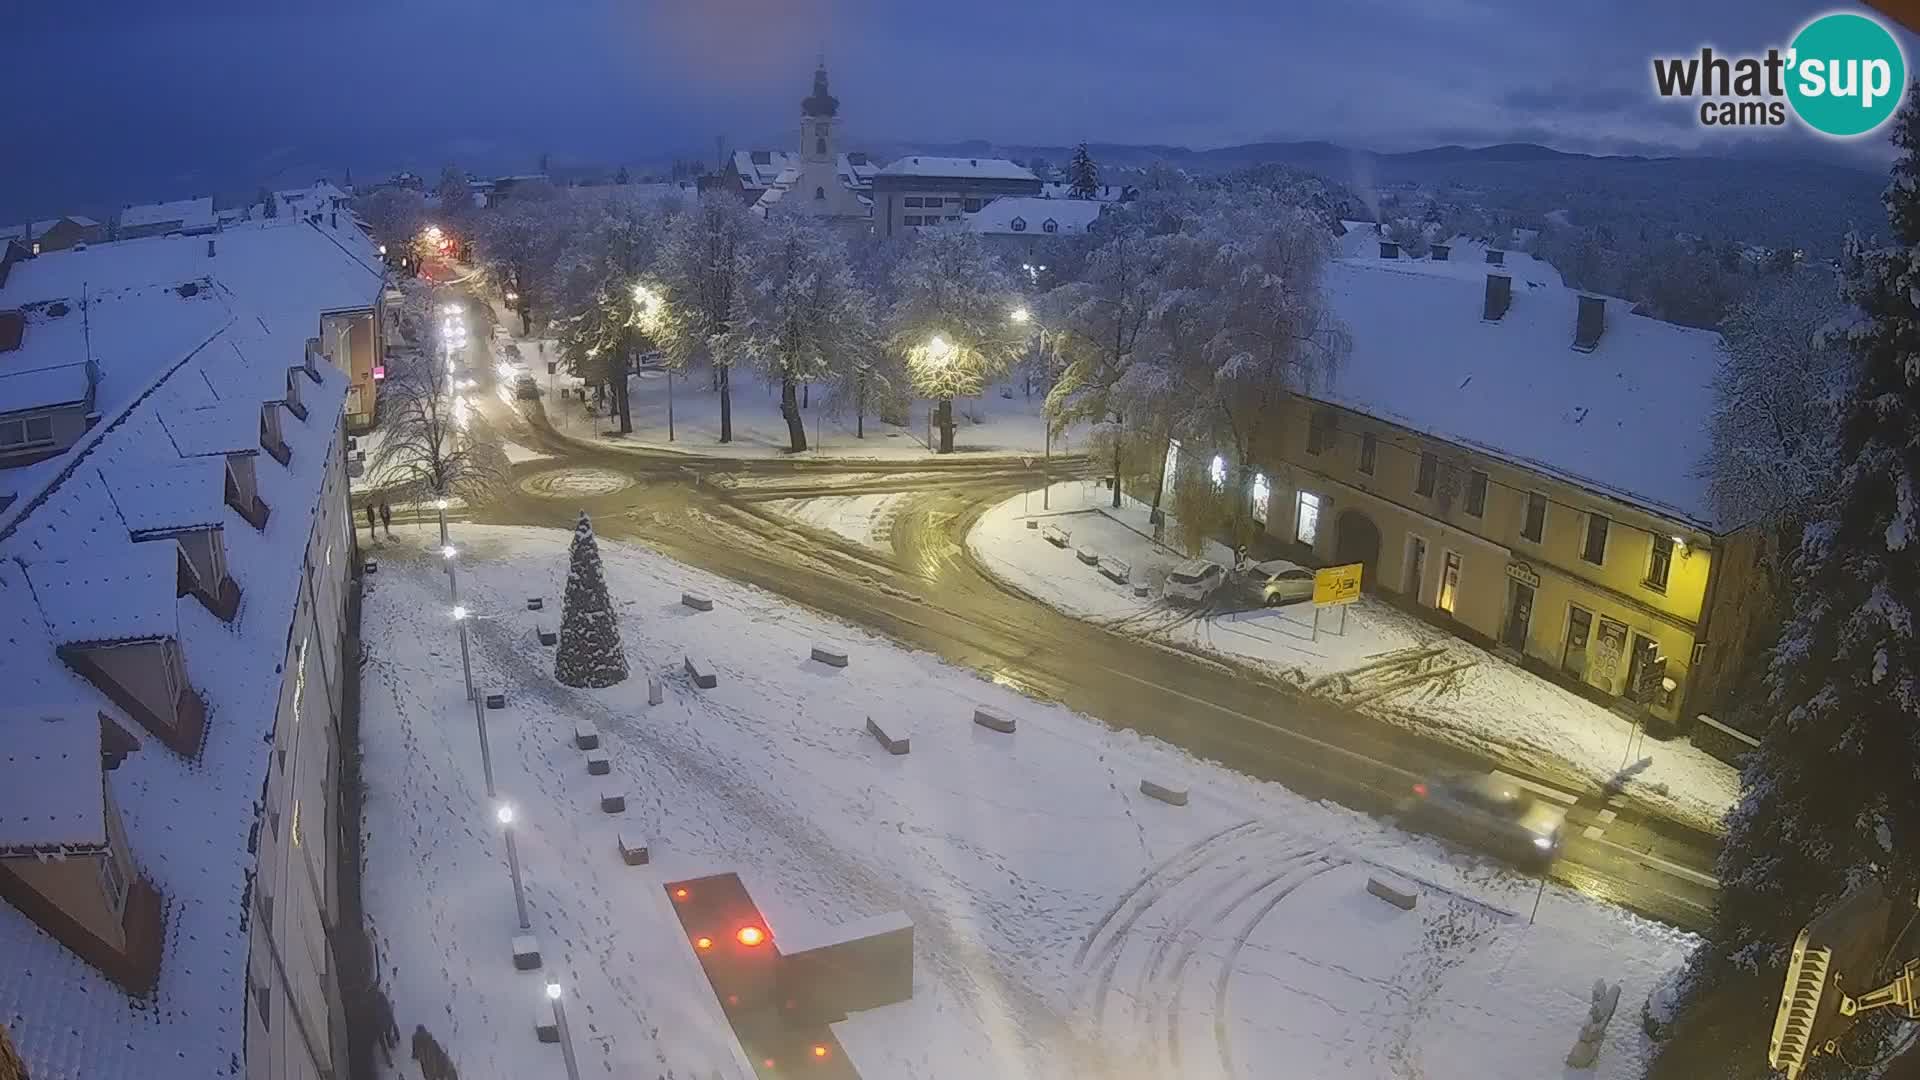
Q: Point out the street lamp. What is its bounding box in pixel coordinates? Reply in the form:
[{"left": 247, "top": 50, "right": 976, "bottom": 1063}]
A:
[
  {"left": 1010, "top": 309, "right": 1053, "bottom": 507},
  {"left": 497, "top": 803, "right": 530, "bottom": 930},
  {"left": 1010, "top": 305, "right": 1031, "bottom": 325},
  {"left": 546, "top": 981, "right": 583, "bottom": 1080}
]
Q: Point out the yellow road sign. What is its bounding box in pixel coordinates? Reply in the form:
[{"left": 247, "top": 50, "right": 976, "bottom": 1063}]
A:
[{"left": 1313, "top": 562, "right": 1363, "bottom": 606}]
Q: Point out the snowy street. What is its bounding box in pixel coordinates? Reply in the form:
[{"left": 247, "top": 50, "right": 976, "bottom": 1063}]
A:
[{"left": 359, "top": 525, "right": 1695, "bottom": 1079}]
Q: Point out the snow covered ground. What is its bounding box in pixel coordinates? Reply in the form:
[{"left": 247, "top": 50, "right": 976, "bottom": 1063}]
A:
[
  {"left": 967, "top": 482, "right": 1739, "bottom": 833},
  {"left": 359, "top": 524, "right": 1693, "bottom": 1080},
  {"left": 760, "top": 493, "right": 909, "bottom": 551}
]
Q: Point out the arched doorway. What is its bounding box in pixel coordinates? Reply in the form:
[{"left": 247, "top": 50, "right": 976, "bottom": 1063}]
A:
[{"left": 1333, "top": 510, "right": 1382, "bottom": 588}]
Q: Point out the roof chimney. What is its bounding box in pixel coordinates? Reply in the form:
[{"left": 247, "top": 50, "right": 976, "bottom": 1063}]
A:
[
  {"left": 1482, "top": 274, "right": 1512, "bottom": 322},
  {"left": 1485, "top": 248, "right": 1505, "bottom": 266},
  {"left": 206, "top": 238, "right": 216, "bottom": 258},
  {"left": 1378, "top": 240, "right": 1400, "bottom": 260},
  {"left": 1573, "top": 295, "right": 1606, "bottom": 352},
  {"left": 1431, "top": 243, "right": 1450, "bottom": 261}
]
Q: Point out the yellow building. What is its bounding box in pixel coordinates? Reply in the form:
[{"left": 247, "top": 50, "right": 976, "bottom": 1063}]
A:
[{"left": 1232, "top": 241, "right": 1769, "bottom": 731}]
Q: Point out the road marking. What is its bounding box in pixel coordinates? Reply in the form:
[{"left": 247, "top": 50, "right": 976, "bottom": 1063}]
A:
[
  {"left": 1581, "top": 809, "right": 1619, "bottom": 841},
  {"left": 1589, "top": 835, "right": 1720, "bottom": 889},
  {"left": 1491, "top": 771, "right": 1578, "bottom": 806}
]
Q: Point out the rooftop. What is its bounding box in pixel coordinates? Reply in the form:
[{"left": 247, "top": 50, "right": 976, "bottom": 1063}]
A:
[
  {"left": 1317, "top": 254, "right": 1723, "bottom": 530},
  {"left": 0, "top": 711, "right": 105, "bottom": 853},
  {"left": 966, "top": 196, "right": 1105, "bottom": 235},
  {"left": 876, "top": 155, "right": 1039, "bottom": 182},
  {"left": 117, "top": 196, "right": 215, "bottom": 233},
  {"left": 22, "top": 542, "right": 179, "bottom": 644}
]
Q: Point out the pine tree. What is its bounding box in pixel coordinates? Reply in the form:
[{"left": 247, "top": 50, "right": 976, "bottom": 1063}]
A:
[
  {"left": 1068, "top": 142, "right": 1099, "bottom": 200},
  {"left": 554, "top": 512, "right": 629, "bottom": 689},
  {"left": 1651, "top": 88, "right": 1920, "bottom": 1077}
]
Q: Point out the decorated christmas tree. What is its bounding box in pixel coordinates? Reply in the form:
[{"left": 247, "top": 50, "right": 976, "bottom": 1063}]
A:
[{"left": 554, "top": 512, "right": 628, "bottom": 688}]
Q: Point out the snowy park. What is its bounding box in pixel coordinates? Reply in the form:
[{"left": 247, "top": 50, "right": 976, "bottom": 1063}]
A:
[
  {"left": 358, "top": 521, "right": 1694, "bottom": 1079},
  {"left": 966, "top": 481, "right": 1740, "bottom": 833}
]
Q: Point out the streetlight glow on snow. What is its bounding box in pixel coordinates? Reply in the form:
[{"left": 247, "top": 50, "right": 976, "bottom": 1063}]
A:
[{"left": 495, "top": 803, "right": 514, "bottom": 825}]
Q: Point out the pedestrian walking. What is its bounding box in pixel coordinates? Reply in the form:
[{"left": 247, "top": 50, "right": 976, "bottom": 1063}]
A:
[
  {"left": 378, "top": 499, "right": 393, "bottom": 539},
  {"left": 365, "top": 502, "right": 378, "bottom": 542}
]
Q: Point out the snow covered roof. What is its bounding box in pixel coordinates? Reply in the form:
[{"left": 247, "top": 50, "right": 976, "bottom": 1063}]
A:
[
  {"left": 0, "top": 711, "right": 105, "bottom": 853},
  {"left": 23, "top": 542, "right": 179, "bottom": 644},
  {"left": 0, "top": 282, "right": 228, "bottom": 422},
  {"left": 157, "top": 400, "right": 260, "bottom": 457},
  {"left": 117, "top": 196, "right": 215, "bottom": 233},
  {"left": 876, "top": 155, "right": 1039, "bottom": 182},
  {"left": 0, "top": 309, "right": 350, "bottom": 1077},
  {"left": 272, "top": 181, "right": 350, "bottom": 219},
  {"left": 1318, "top": 256, "right": 1723, "bottom": 529},
  {"left": 734, "top": 150, "right": 799, "bottom": 191},
  {"left": 966, "top": 196, "right": 1105, "bottom": 235},
  {"left": 0, "top": 217, "right": 100, "bottom": 241},
  {"left": 1039, "top": 182, "right": 1128, "bottom": 202},
  {"left": 104, "top": 460, "right": 226, "bottom": 534}
]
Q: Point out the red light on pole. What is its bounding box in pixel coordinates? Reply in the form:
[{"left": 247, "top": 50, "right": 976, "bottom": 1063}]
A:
[{"left": 736, "top": 926, "right": 767, "bottom": 947}]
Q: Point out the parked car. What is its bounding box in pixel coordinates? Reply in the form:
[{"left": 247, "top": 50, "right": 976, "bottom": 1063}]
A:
[
  {"left": 1397, "top": 771, "right": 1567, "bottom": 868},
  {"left": 514, "top": 373, "right": 540, "bottom": 400},
  {"left": 1252, "top": 559, "right": 1316, "bottom": 606},
  {"left": 1163, "top": 559, "right": 1227, "bottom": 603}
]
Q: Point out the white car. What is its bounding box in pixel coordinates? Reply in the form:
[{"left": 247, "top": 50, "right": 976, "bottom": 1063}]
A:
[
  {"left": 1252, "top": 559, "right": 1316, "bottom": 606},
  {"left": 1163, "top": 559, "right": 1227, "bottom": 603}
]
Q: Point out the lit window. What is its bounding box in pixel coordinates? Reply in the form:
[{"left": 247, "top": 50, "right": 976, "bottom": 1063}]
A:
[
  {"left": 1647, "top": 534, "right": 1674, "bottom": 591},
  {"left": 1294, "top": 491, "right": 1320, "bottom": 546},
  {"left": 1252, "top": 472, "right": 1271, "bottom": 525},
  {"left": 1465, "top": 471, "right": 1488, "bottom": 517},
  {"left": 1208, "top": 454, "right": 1227, "bottom": 492},
  {"left": 1437, "top": 551, "right": 1461, "bottom": 613}
]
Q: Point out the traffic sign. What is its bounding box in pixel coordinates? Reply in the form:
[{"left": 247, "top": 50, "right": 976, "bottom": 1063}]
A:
[{"left": 1313, "top": 562, "right": 1363, "bottom": 606}]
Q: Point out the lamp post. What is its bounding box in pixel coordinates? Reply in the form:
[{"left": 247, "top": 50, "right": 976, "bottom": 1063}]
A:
[
  {"left": 497, "top": 803, "right": 530, "bottom": 930},
  {"left": 546, "top": 981, "right": 583, "bottom": 1080},
  {"left": 1011, "top": 307, "right": 1052, "bottom": 509},
  {"left": 454, "top": 605, "right": 496, "bottom": 795}
]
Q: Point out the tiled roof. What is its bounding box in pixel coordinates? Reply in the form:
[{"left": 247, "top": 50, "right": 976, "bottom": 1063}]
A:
[{"left": 0, "top": 711, "right": 105, "bottom": 852}]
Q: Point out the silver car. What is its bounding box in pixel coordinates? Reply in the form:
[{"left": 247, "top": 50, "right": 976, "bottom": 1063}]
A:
[
  {"left": 1398, "top": 771, "right": 1567, "bottom": 868},
  {"left": 1251, "top": 559, "right": 1316, "bottom": 606}
]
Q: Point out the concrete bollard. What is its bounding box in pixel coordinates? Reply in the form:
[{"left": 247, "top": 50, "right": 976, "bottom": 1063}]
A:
[
  {"left": 534, "top": 1008, "right": 559, "bottom": 1043},
  {"left": 810, "top": 643, "right": 849, "bottom": 668},
  {"left": 573, "top": 722, "right": 599, "bottom": 750},
  {"left": 1133, "top": 584, "right": 1151, "bottom": 597},
  {"left": 526, "top": 596, "right": 544, "bottom": 611},
  {"left": 866, "top": 716, "right": 911, "bottom": 755},
  {"left": 683, "top": 656, "right": 717, "bottom": 689},
  {"left": 485, "top": 692, "right": 506, "bottom": 710},
  {"left": 512, "top": 934, "right": 541, "bottom": 971},
  {"left": 1140, "top": 779, "right": 1189, "bottom": 806},
  {"left": 648, "top": 675, "right": 664, "bottom": 705},
  {"left": 586, "top": 749, "right": 611, "bottom": 776},
  {"left": 1366, "top": 873, "right": 1419, "bottom": 911},
  {"left": 1025, "top": 519, "right": 1039, "bottom": 529},
  {"left": 600, "top": 788, "right": 626, "bottom": 813},
  {"left": 681, "top": 592, "right": 714, "bottom": 612},
  {"left": 537, "top": 627, "right": 557, "bottom": 646},
  {"left": 619, "top": 834, "right": 650, "bottom": 866},
  {"left": 973, "top": 708, "right": 1016, "bottom": 734}
]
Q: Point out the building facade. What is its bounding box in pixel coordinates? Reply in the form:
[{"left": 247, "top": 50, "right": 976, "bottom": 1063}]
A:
[{"left": 870, "top": 156, "right": 1041, "bottom": 237}]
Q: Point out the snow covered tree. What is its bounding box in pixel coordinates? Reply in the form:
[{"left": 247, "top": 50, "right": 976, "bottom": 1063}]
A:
[
  {"left": 887, "top": 230, "right": 1024, "bottom": 453},
  {"left": 356, "top": 188, "right": 428, "bottom": 253},
  {"left": 1068, "top": 142, "right": 1100, "bottom": 199},
  {"left": 554, "top": 512, "right": 629, "bottom": 689},
  {"left": 365, "top": 297, "right": 508, "bottom": 505},
  {"left": 1044, "top": 225, "right": 1171, "bottom": 508},
  {"left": 1651, "top": 91, "right": 1920, "bottom": 1078},
  {"left": 433, "top": 165, "right": 476, "bottom": 236},
  {"left": 721, "top": 214, "right": 874, "bottom": 452},
  {"left": 656, "top": 193, "right": 756, "bottom": 443},
  {"left": 473, "top": 199, "right": 564, "bottom": 335},
  {"left": 551, "top": 190, "right": 677, "bottom": 432}
]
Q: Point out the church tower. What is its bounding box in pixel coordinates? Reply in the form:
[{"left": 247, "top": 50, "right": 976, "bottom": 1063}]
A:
[{"left": 801, "top": 61, "right": 839, "bottom": 166}]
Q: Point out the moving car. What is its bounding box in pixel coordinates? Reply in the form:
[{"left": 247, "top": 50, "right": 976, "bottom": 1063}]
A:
[
  {"left": 514, "top": 373, "right": 540, "bottom": 400},
  {"left": 1397, "top": 771, "right": 1567, "bottom": 868},
  {"left": 1163, "top": 559, "right": 1227, "bottom": 603},
  {"left": 1252, "top": 559, "right": 1316, "bottom": 606}
]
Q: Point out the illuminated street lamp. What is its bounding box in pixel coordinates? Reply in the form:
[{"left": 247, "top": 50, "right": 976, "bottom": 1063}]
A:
[
  {"left": 546, "top": 981, "right": 583, "bottom": 1080},
  {"left": 496, "top": 803, "right": 530, "bottom": 930},
  {"left": 1010, "top": 305, "right": 1031, "bottom": 325}
]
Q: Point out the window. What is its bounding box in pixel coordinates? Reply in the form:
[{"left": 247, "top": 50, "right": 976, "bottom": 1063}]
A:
[
  {"left": 1646, "top": 534, "right": 1673, "bottom": 590},
  {"left": 99, "top": 851, "right": 128, "bottom": 914},
  {"left": 1415, "top": 452, "right": 1437, "bottom": 496},
  {"left": 1582, "top": 513, "right": 1610, "bottom": 565},
  {"left": 904, "top": 197, "right": 923, "bottom": 207},
  {"left": 1465, "top": 471, "right": 1488, "bottom": 517},
  {"left": 1294, "top": 491, "right": 1321, "bottom": 546},
  {"left": 1010, "top": 216, "right": 1027, "bottom": 232},
  {"left": 963, "top": 198, "right": 982, "bottom": 212},
  {"left": 946, "top": 197, "right": 962, "bottom": 204},
  {"left": 1521, "top": 492, "right": 1546, "bottom": 542},
  {"left": 1307, "top": 411, "right": 1331, "bottom": 455},
  {"left": 814, "top": 186, "right": 825, "bottom": 200},
  {"left": 1437, "top": 551, "right": 1462, "bottom": 614},
  {"left": 816, "top": 137, "right": 826, "bottom": 155},
  {"left": 1209, "top": 454, "right": 1227, "bottom": 492},
  {"left": 1043, "top": 219, "right": 1058, "bottom": 233},
  {"left": 1359, "top": 433, "right": 1376, "bottom": 475},
  {"left": 0, "top": 415, "right": 54, "bottom": 449},
  {"left": 1252, "top": 472, "right": 1271, "bottom": 526},
  {"left": 946, "top": 215, "right": 960, "bottom": 222},
  {"left": 904, "top": 215, "right": 922, "bottom": 226}
]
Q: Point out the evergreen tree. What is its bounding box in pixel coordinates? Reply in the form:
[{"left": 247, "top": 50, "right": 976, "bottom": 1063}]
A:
[
  {"left": 1652, "top": 88, "right": 1920, "bottom": 1077},
  {"left": 554, "top": 513, "right": 629, "bottom": 689},
  {"left": 1068, "top": 142, "right": 1099, "bottom": 200}
]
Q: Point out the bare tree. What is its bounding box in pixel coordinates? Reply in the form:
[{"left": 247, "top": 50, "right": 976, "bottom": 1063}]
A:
[
  {"left": 656, "top": 193, "right": 756, "bottom": 443},
  {"left": 887, "top": 230, "right": 1025, "bottom": 452},
  {"left": 365, "top": 338, "right": 507, "bottom": 505}
]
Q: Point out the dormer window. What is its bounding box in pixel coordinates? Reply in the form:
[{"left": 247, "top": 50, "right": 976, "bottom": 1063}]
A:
[
  {"left": 260, "top": 405, "right": 290, "bottom": 466},
  {"left": 1010, "top": 217, "right": 1027, "bottom": 233},
  {"left": 1042, "top": 219, "right": 1058, "bottom": 234},
  {"left": 224, "top": 453, "right": 269, "bottom": 530},
  {"left": 815, "top": 186, "right": 826, "bottom": 200},
  {"left": 283, "top": 370, "right": 308, "bottom": 422},
  {"left": 0, "top": 414, "right": 54, "bottom": 451}
]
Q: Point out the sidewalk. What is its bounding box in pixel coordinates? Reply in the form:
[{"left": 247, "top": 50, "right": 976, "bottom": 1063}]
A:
[{"left": 966, "top": 481, "right": 1739, "bottom": 834}]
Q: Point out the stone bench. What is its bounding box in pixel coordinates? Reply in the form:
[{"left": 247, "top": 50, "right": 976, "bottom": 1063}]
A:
[
  {"left": 1025, "top": 519, "right": 1039, "bottom": 530},
  {"left": 866, "top": 716, "right": 910, "bottom": 755},
  {"left": 973, "top": 708, "right": 1015, "bottom": 734},
  {"left": 1075, "top": 546, "right": 1100, "bottom": 566},
  {"left": 526, "top": 596, "right": 544, "bottom": 611},
  {"left": 1366, "top": 873, "right": 1419, "bottom": 911},
  {"left": 810, "top": 643, "right": 849, "bottom": 668},
  {"left": 1140, "top": 779, "right": 1189, "bottom": 806},
  {"left": 586, "top": 749, "right": 611, "bottom": 776},
  {"left": 681, "top": 592, "right": 713, "bottom": 612},
  {"left": 1133, "top": 584, "right": 1151, "bottom": 597},
  {"left": 600, "top": 787, "right": 626, "bottom": 813},
  {"left": 1042, "top": 524, "right": 1071, "bottom": 548},
  {"left": 534, "top": 1008, "right": 558, "bottom": 1042},
  {"left": 1098, "top": 557, "right": 1132, "bottom": 584},
  {"left": 683, "top": 656, "right": 717, "bottom": 689},
  {"left": 618, "top": 834, "right": 650, "bottom": 866},
  {"left": 512, "top": 934, "right": 541, "bottom": 971},
  {"left": 573, "top": 722, "right": 599, "bottom": 750},
  {"left": 485, "top": 692, "right": 506, "bottom": 710},
  {"left": 648, "top": 675, "right": 664, "bottom": 705},
  {"left": 537, "top": 627, "right": 557, "bottom": 646}
]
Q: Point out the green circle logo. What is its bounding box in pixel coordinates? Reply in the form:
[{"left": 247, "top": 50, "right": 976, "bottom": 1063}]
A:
[{"left": 1787, "top": 12, "right": 1906, "bottom": 137}]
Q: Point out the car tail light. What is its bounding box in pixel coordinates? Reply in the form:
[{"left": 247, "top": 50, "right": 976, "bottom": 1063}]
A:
[{"left": 1412, "top": 783, "right": 1428, "bottom": 797}]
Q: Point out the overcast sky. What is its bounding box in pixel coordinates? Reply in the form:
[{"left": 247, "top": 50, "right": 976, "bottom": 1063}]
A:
[{"left": 0, "top": 0, "right": 1906, "bottom": 218}]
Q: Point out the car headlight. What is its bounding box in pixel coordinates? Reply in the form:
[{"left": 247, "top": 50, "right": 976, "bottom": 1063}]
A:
[{"left": 1532, "top": 835, "right": 1553, "bottom": 850}]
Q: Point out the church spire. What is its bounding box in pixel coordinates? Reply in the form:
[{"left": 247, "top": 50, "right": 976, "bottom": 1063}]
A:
[{"left": 802, "top": 60, "right": 839, "bottom": 118}]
